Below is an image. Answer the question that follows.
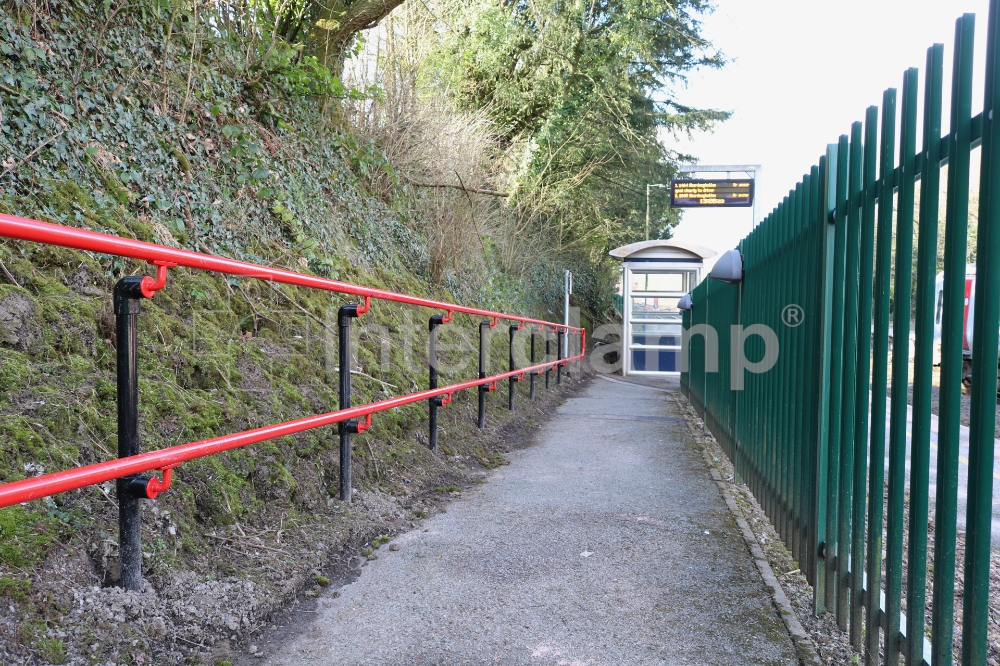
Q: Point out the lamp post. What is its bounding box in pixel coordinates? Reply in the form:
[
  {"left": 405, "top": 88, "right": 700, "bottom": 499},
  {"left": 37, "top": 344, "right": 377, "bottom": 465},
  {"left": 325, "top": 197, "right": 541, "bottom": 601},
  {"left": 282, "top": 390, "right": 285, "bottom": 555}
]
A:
[
  {"left": 645, "top": 183, "right": 670, "bottom": 240},
  {"left": 564, "top": 270, "right": 572, "bottom": 358}
]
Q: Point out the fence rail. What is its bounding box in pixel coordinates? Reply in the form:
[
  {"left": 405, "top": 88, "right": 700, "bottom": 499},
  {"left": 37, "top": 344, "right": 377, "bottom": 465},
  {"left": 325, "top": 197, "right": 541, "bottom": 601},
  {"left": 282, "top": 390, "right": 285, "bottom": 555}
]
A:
[
  {"left": 0, "top": 212, "right": 584, "bottom": 592},
  {"left": 682, "top": 7, "right": 996, "bottom": 666}
]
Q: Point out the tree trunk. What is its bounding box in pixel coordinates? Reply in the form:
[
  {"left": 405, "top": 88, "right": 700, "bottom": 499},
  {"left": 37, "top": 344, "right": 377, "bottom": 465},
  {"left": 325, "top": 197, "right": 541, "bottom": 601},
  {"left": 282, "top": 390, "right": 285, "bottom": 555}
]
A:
[{"left": 310, "top": 0, "right": 406, "bottom": 72}]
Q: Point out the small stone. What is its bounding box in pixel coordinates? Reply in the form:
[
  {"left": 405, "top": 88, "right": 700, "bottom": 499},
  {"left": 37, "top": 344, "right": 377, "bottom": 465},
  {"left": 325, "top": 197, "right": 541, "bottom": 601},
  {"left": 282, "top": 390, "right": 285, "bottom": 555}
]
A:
[
  {"left": 389, "top": 544, "right": 400, "bottom": 552},
  {"left": 150, "top": 616, "right": 167, "bottom": 640}
]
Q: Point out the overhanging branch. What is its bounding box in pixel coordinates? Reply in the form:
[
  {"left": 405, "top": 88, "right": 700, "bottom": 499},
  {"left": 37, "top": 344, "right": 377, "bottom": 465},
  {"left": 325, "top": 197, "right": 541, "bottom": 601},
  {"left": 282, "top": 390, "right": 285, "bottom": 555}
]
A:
[{"left": 402, "top": 175, "right": 510, "bottom": 197}]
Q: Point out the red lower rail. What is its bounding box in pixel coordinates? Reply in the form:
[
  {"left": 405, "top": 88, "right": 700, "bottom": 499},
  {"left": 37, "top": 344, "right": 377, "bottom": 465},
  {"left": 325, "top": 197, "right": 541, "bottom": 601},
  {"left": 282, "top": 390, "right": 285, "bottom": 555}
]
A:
[
  {"left": 0, "top": 214, "right": 586, "bottom": 510},
  {"left": 0, "top": 358, "right": 578, "bottom": 509}
]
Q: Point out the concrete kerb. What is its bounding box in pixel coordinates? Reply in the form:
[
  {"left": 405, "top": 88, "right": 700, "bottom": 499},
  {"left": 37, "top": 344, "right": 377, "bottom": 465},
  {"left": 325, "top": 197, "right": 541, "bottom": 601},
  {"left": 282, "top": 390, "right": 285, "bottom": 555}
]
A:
[{"left": 670, "top": 393, "right": 823, "bottom": 666}]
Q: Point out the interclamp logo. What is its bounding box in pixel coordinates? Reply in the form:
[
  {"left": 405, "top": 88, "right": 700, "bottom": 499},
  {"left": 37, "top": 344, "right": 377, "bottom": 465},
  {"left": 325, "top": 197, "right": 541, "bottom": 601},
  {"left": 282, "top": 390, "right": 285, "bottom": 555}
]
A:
[{"left": 589, "top": 306, "right": 801, "bottom": 390}]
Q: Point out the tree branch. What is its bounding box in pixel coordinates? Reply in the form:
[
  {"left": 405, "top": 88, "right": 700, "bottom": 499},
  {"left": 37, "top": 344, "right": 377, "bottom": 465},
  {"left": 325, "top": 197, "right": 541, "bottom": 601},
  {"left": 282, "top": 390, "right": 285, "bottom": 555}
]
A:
[
  {"left": 401, "top": 175, "right": 510, "bottom": 197},
  {"left": 311, "top": 0, "right": 407, "bottom": 69}
]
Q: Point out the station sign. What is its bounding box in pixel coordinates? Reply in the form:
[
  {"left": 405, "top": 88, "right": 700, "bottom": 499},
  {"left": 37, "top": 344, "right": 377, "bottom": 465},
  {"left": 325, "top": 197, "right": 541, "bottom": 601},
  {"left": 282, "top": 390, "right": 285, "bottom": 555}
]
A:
[{"left": 670, "top": 179, "right": 754, "bottom": 208}]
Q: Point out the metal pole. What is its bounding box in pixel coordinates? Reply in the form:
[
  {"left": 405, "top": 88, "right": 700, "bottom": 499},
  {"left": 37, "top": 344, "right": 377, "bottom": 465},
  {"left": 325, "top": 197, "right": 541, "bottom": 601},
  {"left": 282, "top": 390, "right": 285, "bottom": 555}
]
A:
[
  {"left": 962, "top": 3, "right": 1000, "bottom": 661},
  {"left": 508, "top": 324, "right": 517, "bottom": 410},
  {"left": 115, "top": 276, "right": 145, "bottom": 592},
  {"left": 865, "top": 89, "right": 897, "bottom": 658},
  {"left": 752, "top": 167, "right": 761, "bottom": 227},
  {"left": 824, "top": 134, "right": 850, "bottom": 618},
  {"left": 850, "top": 105, "right": 880, "bottom": 648},
  {"left": 932, "top": 16, "right": 974, "bottom": 665},
  {"left": 836, "top": 122, "right": 865, "bottom": 630},
  {"left": 338, "top": 304, "right": 361, "bottom": 503},
  {"left": 645, "top": 184, "right": 650, "bottom": 241},
  {"left": 564, "top": 271, "right": 572, "bottom": 374},
  {"left": 428, "top": 315, "right": 444, "bottom": 453},
  {"left": 478, "top": 321, "right": 489, "bottom": 428},
  {"left": 529, "top": 326, "right": 536, "bottom": 400},
  {"left": 884, "top": 69, "right": 920, "bottom": 665},
  {"left": 905, "top": 46, "right": 944, "bottom": 665}
]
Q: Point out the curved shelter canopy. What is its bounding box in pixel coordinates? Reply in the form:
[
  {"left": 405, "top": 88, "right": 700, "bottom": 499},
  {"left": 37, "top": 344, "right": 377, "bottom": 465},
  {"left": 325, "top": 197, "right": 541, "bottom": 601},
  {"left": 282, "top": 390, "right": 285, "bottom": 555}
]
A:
[{"left": 609, "top": 240, "right": 715, "bottom": 376}]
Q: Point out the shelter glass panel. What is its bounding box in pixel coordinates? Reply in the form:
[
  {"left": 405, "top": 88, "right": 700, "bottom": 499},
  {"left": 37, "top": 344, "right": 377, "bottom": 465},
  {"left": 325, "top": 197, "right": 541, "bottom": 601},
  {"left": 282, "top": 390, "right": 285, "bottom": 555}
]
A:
[
  {"left": 630, "top": 296, "right": 681, "bottom": 316},
  {"left": 630, "top": 349, "right": 681, "bottom": 372}
]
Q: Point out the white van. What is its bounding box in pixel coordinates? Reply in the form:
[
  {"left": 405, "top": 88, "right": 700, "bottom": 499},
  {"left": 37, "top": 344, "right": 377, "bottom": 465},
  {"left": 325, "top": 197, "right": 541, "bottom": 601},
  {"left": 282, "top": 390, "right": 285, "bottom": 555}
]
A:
[{"left": 932, "top": 264, "right": 976, "bottom": 386}]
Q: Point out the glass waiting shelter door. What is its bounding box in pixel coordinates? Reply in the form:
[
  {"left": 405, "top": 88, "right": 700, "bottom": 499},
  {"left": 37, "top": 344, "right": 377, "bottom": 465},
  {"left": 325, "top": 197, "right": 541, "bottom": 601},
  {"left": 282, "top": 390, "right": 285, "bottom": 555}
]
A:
[
  {"left": 609, "top": 239, "right": 714, "bottom": 378},
  {"left": 623, "top": 268, "right": 698, "bottom": 375}
]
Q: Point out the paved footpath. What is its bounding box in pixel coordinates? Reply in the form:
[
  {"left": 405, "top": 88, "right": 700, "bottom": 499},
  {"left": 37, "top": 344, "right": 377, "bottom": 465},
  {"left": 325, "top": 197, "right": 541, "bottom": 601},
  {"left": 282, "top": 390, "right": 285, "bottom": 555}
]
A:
[{"left": 267, "top": 377, "right": 798, "bottom": 666}]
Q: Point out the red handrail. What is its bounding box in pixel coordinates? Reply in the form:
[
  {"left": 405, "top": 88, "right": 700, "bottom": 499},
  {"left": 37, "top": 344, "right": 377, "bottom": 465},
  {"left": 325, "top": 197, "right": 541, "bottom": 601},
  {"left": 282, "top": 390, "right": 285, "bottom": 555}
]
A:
[
  {"left": 0, "top": 214, "right": 586, "bottom": 509},
  {"left": 0, "top": 359, "right": 571, "bottom": 508},
  {"left": 0, "top": 213, "right": 578, "bottom": 330}
]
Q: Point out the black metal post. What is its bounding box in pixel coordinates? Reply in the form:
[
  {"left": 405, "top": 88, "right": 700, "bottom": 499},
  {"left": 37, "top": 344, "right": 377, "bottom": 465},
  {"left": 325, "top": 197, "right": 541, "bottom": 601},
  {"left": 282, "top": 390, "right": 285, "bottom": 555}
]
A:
[
  {"left": 478, "top": 321, "right": 489, "bottom": 428},
  {"left": 545, "top": 334, "right": 551, "bottom": 389},
  {"left": 557, "top": 330, "right": 564, "bottom": 385},
  {"left": 529, "top": 326, "right": 536, "bottom": 400},
  {"left": 508, "top": 324, "right": 517, "bottom": 410},
  {"left": 428, "top": 315, "right": 445, "bottom": 453},
  {"left": 115, "top": 277, "right": 145, "bottom": 592},
  {"left": 338, "top": 304, "right": 362, "bottom": 503}
]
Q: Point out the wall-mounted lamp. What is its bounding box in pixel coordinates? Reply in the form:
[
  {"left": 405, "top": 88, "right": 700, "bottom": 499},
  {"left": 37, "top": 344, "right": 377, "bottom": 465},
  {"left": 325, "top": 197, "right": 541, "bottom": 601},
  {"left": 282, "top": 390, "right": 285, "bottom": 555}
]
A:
[
  {"left": 678, "top": 293, "right": 693, "bottom": 311},
  {"left": 710, "top": 249, "right": 743, "bottom": 284}
]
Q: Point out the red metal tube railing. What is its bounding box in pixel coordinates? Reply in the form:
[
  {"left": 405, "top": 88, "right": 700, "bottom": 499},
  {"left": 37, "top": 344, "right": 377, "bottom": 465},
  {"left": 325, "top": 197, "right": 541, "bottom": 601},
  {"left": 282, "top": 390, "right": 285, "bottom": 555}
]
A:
[
  {"left": 0, "top": 213, "right": 576, "bottom": 329},
  {"left": 0, "top": 213, "right": 585, "bottom": 511},
  {"left": 0, "top": 358, "right": 569, "bottom": 509}
]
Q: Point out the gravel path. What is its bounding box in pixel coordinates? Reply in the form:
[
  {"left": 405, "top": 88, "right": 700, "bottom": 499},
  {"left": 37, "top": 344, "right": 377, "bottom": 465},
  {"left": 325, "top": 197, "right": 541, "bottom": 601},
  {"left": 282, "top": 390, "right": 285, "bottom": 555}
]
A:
[{"left": 265, "top": 377, "right": 798, "bottom": 665}]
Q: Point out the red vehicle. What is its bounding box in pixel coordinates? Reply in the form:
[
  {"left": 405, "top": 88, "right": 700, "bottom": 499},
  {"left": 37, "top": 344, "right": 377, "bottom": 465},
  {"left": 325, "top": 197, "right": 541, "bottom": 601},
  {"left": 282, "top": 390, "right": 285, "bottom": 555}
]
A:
[{"left": 933, "top": 264, "right": 979, "bottom": 387}]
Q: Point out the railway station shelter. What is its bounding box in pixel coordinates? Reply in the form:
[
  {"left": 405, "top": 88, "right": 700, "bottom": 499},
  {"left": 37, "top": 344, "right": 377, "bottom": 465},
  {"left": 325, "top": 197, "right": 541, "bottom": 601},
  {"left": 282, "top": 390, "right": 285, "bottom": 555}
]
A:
[{"left": 610, "top": 240, "right": 715, "bottom": 376}]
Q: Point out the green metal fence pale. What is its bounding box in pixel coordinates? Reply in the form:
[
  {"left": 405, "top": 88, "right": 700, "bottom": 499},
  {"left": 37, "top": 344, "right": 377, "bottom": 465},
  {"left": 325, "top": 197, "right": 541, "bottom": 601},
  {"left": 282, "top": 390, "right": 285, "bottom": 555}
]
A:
[
  {"left": 849, "top": 104, "right": 878, "bottom": 650},
  {"left": 933, "top": 15, "right": 975, "bottom": 666}
]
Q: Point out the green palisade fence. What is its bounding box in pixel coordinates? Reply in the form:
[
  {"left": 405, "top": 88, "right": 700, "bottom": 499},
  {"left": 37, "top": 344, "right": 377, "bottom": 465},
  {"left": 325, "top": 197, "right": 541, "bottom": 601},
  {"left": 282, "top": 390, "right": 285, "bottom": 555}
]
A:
[{"left": 681, "top": 6, "right": 998, "bottom": 665}]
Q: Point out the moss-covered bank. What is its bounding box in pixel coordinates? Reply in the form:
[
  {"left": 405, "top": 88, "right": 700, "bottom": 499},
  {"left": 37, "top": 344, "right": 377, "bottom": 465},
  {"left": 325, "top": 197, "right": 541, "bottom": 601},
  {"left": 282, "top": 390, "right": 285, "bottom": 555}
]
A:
[{"left": 0, "top": 2, "right": 589, "bottom": 662}]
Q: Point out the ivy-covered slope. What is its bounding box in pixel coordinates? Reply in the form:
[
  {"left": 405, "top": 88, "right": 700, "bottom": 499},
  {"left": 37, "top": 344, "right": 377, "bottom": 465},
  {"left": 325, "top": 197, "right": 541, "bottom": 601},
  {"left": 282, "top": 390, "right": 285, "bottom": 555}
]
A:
[{"left": 0, "top": 3, "right": 580, "bottom": 664}]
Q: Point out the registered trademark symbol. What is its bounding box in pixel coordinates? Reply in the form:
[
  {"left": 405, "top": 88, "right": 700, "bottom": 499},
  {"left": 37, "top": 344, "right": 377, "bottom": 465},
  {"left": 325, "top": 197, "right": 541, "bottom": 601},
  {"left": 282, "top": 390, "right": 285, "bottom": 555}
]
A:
[{"left": 782, "top": 304, "right": 804, "bottom": 328}]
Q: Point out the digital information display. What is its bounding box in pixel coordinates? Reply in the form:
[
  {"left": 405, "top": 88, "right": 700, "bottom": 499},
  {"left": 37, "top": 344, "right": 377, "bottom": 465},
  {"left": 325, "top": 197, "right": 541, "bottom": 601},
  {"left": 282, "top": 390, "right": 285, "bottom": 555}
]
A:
[{"left": 670, "top": 179, "right": 754, "bottom": 208}]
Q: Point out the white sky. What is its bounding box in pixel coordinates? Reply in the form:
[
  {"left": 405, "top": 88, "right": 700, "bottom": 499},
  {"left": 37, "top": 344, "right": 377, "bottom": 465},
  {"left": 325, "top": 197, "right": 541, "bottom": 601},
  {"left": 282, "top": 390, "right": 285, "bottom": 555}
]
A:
[{"left": 665, "top": 0, "right": 992, "bottom": 268}]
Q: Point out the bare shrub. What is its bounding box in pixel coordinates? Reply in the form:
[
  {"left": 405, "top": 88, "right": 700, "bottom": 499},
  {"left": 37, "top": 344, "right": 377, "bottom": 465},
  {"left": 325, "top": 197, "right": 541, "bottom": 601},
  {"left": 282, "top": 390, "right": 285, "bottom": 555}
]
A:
[{"left": 341, "top": 7, "right": 510, "bottom": 284}]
